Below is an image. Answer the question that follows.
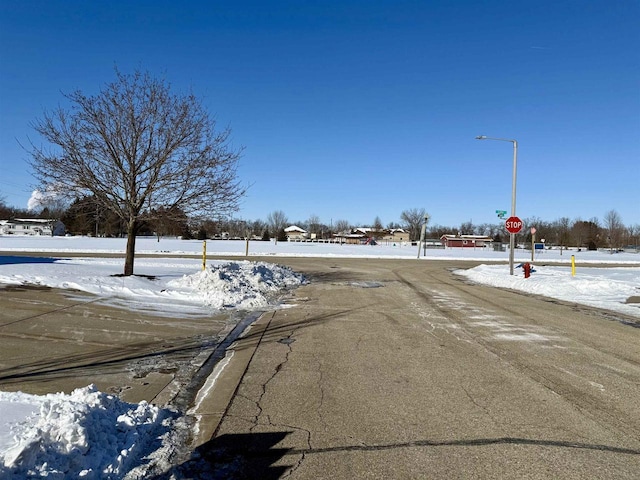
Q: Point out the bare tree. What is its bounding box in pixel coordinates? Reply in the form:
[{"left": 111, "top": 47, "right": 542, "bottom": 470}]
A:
[
  {"left": 525, "top": 218, "right": 553, "bottom": 245},
  {"left": 627, "top": 224, "right": 640, "bottom": 252},
  {"left": 427, "top": 224, "right": 445, "bottom": 238},
  {"left": 0, "top": 202, "right": 6, "bottom": 220},
  {"left": 459, "top": 220, "right": 475, "bottom": 235},
  {"left": 386, "top": 221, "right": 402, "bottom": 229},
  {"left": 572, "top": 218, "right": 601, "bottom": 250},
  {"left": 27, "top": 69, "right": 244, "bottom": 275},
  {"left": 307, "top": 214, "right": 321, "bottom": 235},
  {"left": 476, "top": 223, "right": 492, "bottom": 237},
  {"left": 267, "top": 210, "right": 288, "bottom": 237},
  {"left": 250, "top": 219, "right": 268, "bottom": 238},
  {"left": 333, "top": 219, "right": 351, "bottom": 234},
  {"left": 553, "top": 217, "right": 571, "bottom": 253},
  {"left": 400, "top": 208, "right": 428, "bottom": 241},
  {"left": 0, "top": 197, "right": 29, "bottom": 219},
  {"left": 603, "top": 210, "right": 625, "bottom": 251}
]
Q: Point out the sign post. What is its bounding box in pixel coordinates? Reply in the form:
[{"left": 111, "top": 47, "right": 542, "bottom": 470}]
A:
[
  {"left": 416, "top": 214, "right": 430, "bottom": 259},
  {"left": 202, "top": 240, "right": 207, "bottom": 271},
  {"left": 475, "top": 135, "right": 519, "bottom": 275},
  {"left": 530, "top": 227, "right": 537, "bottom": 261},
  {"left": 505, "top": 216, "right": 523, "bottom": 275}
]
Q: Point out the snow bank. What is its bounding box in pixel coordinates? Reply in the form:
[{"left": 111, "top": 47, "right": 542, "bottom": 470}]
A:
[
  {"left": 168, "top": 261, "right": 306, "bottom": 310},
  {"left": 0, "top": 385, "right": 177, "bottom": 479},
  {"left": 0, "top": 258, "right": 306, "bottom": 316},
  {"left": 457, "top": 264, "right": 640, "bottom": 318}
]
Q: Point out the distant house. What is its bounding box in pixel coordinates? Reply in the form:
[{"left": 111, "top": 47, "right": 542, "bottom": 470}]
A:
[
  {"left": 381, "top": 228, "right": 409, "bottom": 243},
  {"left": 353, "top": 227, "right": 373, "bottom": 236},
  {"left": 284, "top": 225, "right": 308, "bottom": 241},
  {"left": 440, "top": 234, "right": 493, "bottom": 248},
  {"left": 0, "top": 218, "right": 65, "bottom": 236},
  {"left": 333, "top": 230, "right": 367, "bottom": 244},
  {"left": 332, "top": 227, "right": 403, "bottom": 245}
]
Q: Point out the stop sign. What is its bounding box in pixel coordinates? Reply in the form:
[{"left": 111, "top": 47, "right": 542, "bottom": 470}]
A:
[{"left": 505, "top": 216, "right": 523, "bottom": 234}]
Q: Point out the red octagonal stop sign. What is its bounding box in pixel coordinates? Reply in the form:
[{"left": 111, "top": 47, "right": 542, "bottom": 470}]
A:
[{"left": 505, "top": 216, "right": 523, "bottom": 234}]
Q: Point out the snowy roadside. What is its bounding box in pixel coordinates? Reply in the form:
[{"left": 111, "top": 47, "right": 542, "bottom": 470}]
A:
[
  {"left": 456, "top": 264, "right": 640, "bottom": 319},
  {"left": 2, "top": 235, "right": 639, "bottom": 264},
  {"left": 0, "top": 257, "right": 306, "bottom": 315},
  {"left": 0, "top": 386, "right": 183, "bottom": 479},
  {"left": 0, "top": 256, "right": 304, "bottom": 478}
]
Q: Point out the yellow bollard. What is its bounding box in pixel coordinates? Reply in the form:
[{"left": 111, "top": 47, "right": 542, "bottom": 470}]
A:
[
  {"left": 571, "top": 254, "right": 575, "bottom": 277},
  {"left": 202, "top": 240, "right": 207, "bottom": 271}
]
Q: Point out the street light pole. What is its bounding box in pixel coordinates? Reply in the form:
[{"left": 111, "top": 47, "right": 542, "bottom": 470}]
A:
[{"left": 475, "top": 135, "right": 518, "bottom": 275}]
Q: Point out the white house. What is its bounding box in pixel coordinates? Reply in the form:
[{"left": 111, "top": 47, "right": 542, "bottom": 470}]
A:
[
  {"left": 0, "top": 218, "right": 65, "bottom": 236},
  {"left": 284, "top": 225, "right": 308, "bottom": 241},
  {"left": 381, "top": 228, "right": 409, "bottom": 243}
]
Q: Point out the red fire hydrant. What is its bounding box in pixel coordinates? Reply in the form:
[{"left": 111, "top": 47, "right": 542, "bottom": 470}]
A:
[{"left": 523, "top": 262, "right": 532, "bottom": 278}]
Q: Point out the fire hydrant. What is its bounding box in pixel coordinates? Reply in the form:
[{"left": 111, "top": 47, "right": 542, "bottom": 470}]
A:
[{"left": 523, "top": 262, "right": 532, "bottom": 278}]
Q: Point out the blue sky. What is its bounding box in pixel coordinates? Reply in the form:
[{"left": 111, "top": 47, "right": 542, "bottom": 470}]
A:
[{"left": 1, "top": 0, "right": 638, "bottom": 228}]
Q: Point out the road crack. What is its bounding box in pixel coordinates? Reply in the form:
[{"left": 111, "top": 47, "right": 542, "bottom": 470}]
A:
[{"left": 247, "top": 317, "right": 313, "bottom": 476}]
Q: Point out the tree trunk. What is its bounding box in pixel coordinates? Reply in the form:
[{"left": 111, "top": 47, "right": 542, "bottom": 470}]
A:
[{"left": 124, "top": 219, "right": 138, "bottom": 276}]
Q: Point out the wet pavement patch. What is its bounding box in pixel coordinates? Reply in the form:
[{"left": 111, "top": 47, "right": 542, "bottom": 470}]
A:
[
  {"left": 1, "top": 284, "right": 53, "bottom": 292},
  {"left": 0, "top": 255, "right": 59, "bottom": 265},
  {"left": 349, "top": 281, "right": 384, "bottom": 288},
  {"left": 111, "top": 273, "right": 158, "bottom": 280}
]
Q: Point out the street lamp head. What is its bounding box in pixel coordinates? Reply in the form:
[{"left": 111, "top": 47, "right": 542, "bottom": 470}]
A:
[{"left": 476, "top": 135, "right": 517, "bottom": 144}]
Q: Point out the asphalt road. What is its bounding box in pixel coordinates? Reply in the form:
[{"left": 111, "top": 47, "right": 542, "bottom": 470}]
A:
[
  {"left": 1, "top": 255, "right": 639, "bottom": 478},
  {"left": 0, "top": 281, "right": 241, "bottom": 407},
  {"left": 196, "top": 257, "right": 640, "bottom": 479}
]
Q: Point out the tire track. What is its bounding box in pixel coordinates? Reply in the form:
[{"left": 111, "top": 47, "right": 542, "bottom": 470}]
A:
[{"left": 392, "top": 264, "right": 640, "bottom": 443}]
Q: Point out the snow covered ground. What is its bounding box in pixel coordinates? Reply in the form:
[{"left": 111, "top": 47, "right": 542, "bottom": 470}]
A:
[
  {"left": 0, "top": 256, "right": 306, "bottom": 317},
  {"left": 2, "top": 235, "right": 640, "bottom": 264},
  {"left": 1, "top": 236, "right": 638, "bottom": 478}
]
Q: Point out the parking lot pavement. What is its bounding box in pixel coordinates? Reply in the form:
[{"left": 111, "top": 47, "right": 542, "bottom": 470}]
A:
[
  {"left": 0, "top": 284, "right": 234, "bottom": 406},
  {"left": 3, "top": 257, "right": 640, "bottom": 479},
  {"left": 185, "top": 257, "right": 640, "bottom": 479}
]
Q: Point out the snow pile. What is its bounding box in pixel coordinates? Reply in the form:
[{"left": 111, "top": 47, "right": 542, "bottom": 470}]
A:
[
  {"left": 0, "top": 258, "right": 306, "bottom": 316},
  {"left": 0, "top": 385, "right": 177, "bottom": 479},
  {"left": 457, "top": 264, "right": 640, "bottom": 317},
  {"left": 168, "top": 261, "right": 306, "bottom": 310}
]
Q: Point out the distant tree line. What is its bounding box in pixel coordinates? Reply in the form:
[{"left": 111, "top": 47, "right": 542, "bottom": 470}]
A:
[
  {"left": 2, "top": 195, "right": 637, "bottom": 251},
  {"left": 428, "top": 210, "right": 638, "bottom": 251}
]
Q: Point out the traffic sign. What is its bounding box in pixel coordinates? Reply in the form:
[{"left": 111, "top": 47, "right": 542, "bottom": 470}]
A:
[
  {"left": 505, "top": 216, "right": 523, "bottom": 234},
  {"left": 495, "top": 210, "right": 507, "bottom": 219}
]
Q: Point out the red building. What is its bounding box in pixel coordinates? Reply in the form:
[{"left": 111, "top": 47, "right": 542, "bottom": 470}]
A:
[{"left": 440, "top": 234, "right": 494, "bottom": 248}]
